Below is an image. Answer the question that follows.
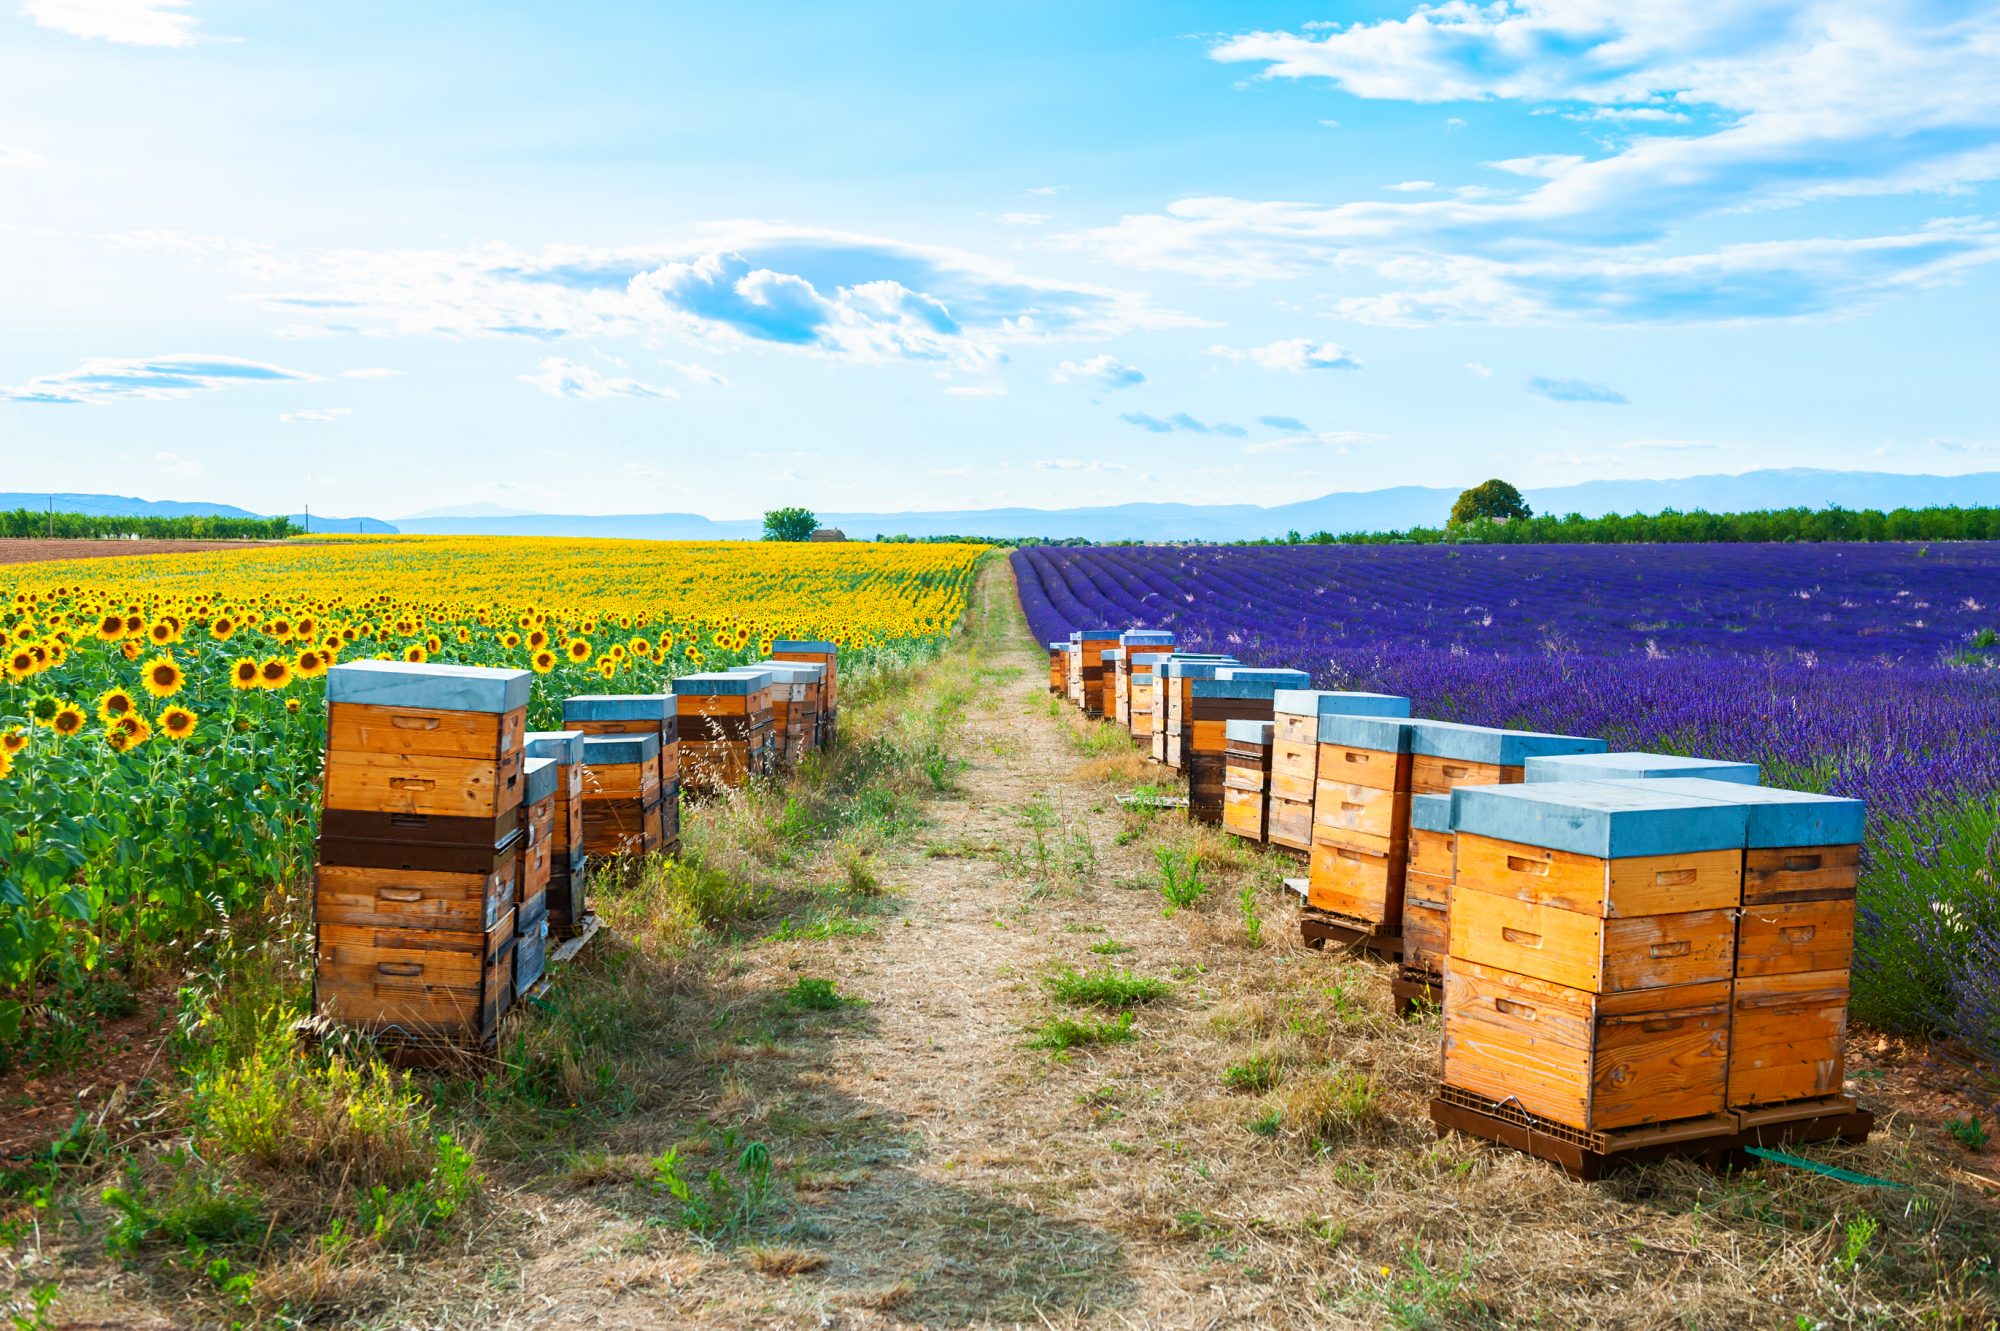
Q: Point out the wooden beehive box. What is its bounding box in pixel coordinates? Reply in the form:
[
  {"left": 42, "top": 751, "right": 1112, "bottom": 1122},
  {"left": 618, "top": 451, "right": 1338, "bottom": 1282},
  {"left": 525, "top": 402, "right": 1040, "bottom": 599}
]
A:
[
  {"left": 1186, "top": 669, "right": 1309, "bottom": 825},
  {"left": 562, "top": 693, "right": 681, "bottom": 788},
  {"left": 524, "top": 730, "right": 589, "bottom": 938},
  {"left": 1442, "top": 957, "right": 1733, "bottom": 1133},
  {"left": 1309, "top": 710, "right": 1422, "bottom": 924},
  {"left": 1072, "top": 628, "right": 1123, "bottom": 718},
  {"left": 316, "top": 906, "right": 517, "bottom": 1047},
  {"left": 1048, "top": 642, "right": 1067, "bottom": 695},
  {"left": 1523, "top": 752, "right": 1760, "bottom": 786},
  {"left": 750, "top": 659, "right": 825, "bottom": 762},
  {"left": 672, "top": 671, "right": 775, "bottom": 795},
  {"left": 1639, "top": 777, "right": 1866, "bottom": 1110},
  {"left": 514, "top": 756, "right": 558, "bottom": 997},
  {"left": 772, "top": 639, "right": 839, "bottom": 746},
  {"left": 1156, "top": 658, "right": 1236, "bottom": 769},
  {"left": 578, "top": 732, "right": 664, "bottom": 856},
  {"left": 1222, "top": 719, "right": 1273, "bottom": 842},
  {"left": 1103, "top": 649, "right": 1126, "bottom": 725},
  {"left": 1116, "top": 631, "right": 1174, "bottom": 727},
  {"left": 1124, "top": 651, "right": 1172, "bottom": 743},
  {"left": 1408, "top": 720, "right": 1605, "bottom": 795},
  {"left": 1403, "top": 792, "right": 1455, "bottom": 978}
]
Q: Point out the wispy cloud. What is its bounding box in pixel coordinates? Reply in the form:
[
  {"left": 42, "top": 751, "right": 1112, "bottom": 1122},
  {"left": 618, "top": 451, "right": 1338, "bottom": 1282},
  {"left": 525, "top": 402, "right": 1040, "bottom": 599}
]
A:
[
  {"left": 0, "top": 353, "right": 318, "bottom": 404},
  {"left": 661, "top": 359, "right": 729, "bottom": 386},
  {"left": 153, "top": 450, "right": 199, "bottom": 476},
  {"left": 1528, "top": 375, "right": 1627, "bottom": 404},
  {"left": 22, "top": 0, "right": 203, "bottom": 47},
  {"left": 1621, "top": 438, "right": 1716, "bottom": 451},
  {"left": 1466, "top": 361, "right": 1494, "bottom": 377},
  {"left": 1257, "top": 414, "right": 1309, "bottom": 431},
  {"left": 280, "top": 407, "right": 351, "bottom": 424},
  {"left": 1035, "top": 458, "right": 1125, "bottom": 472},
  {"left": 519, "top": 358, "right": 676, "bottom": 400},
  {"left": 1245, "top": 430, "right": 1383, "bottom": 455},
  {"left": 1052, "top": 354, "right": 1145, "bottom": 389},
  {"left": 1121, "top": 411, "right": 1246, "bottom": 438},
  {"left": 0, "top": 145, "right": 47, "bottom": 168},
  {"left": 1385, "top": 180, "right": 1435, "bottom": 192},
  {"left": 1210, "top": 337, "right": 1359, "bottom": 372}
]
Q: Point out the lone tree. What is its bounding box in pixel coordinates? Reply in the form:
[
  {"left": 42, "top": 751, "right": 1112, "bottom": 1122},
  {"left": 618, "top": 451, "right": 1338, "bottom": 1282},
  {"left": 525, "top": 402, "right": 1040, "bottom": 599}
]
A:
[
  {"left": 1450, "top": 479, "right": 1532, "bottom": 527},
  {"left": 762, "top": 506, "right": 819, "bottom": 542}
]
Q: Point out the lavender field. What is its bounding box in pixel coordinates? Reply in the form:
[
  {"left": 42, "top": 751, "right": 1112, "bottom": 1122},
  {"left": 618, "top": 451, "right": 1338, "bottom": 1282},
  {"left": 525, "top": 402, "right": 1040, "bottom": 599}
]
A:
[{"left": 1013, "top": 541, "right": 2000, "bottom": 1056}]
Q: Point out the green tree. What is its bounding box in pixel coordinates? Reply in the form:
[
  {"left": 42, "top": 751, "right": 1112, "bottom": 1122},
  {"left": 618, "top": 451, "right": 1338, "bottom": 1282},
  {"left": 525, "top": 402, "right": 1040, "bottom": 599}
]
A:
[
  {"left": 1449, "top": 479, "right": 1532, "bottom": 527},
  {"left": 762, "top": 506, "right": 819, "bottom": 542}
]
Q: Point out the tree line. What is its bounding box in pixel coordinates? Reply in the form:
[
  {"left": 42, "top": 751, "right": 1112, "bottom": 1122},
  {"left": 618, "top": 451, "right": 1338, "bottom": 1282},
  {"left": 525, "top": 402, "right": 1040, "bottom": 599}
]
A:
[
  {"left": 1313, "top": 504, "right": 2000, "bottom": 546},
  {"left": 0, "top": 509, "right": 298, "bottom": 540}
]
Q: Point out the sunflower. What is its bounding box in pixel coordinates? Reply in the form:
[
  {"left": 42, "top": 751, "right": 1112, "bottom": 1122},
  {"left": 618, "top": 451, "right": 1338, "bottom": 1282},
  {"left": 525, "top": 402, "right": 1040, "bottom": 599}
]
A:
[
  {"left": 566, "top": 638, "right": 592, "bottom": 663},
  {"left": 403, "top": 644, "right": 428, "bottom": 664},
  {"left": 1, "top": 728, "right": 25, "bottom": 755},
  {"left": 141, "top": 655, "right": 185, "bottom": 698},
  {"left": 159, "top": 705, "right": 197, "bottom": 740},
  {"left": 0, "top": 746, "right": 11, "bottom": 781},
  {"left": 106, "top": 719, "right": 149, "bottom": 752},
  {"left": 597, "top": 661, "right": 616, "bottom": 680},
  {"left": 455, "top": 626, "right": 471, "bottom": 644},
  {"left": 96, "top": 612, "right": 127, "bottom": 641},
  {"left": 528, "top": 629, "right": 549, "bottom": 650},
  {"left": 147, "top": 621, "right": 177, "bottom": 646},
  {"left": 531, "top": 648, "right": 557, "bottom": 674},
  {"left": 268, "top": 618, "right": 293, "bottom": 641},
  {"left": 501, "top": 631, "right": 522, "bottom": 649},
  {"left": 30, "top": 695, "right": 59, "bottom": 725},
  {"left": 123, "top": 614, "right": 143, "bottom": 635},
  {"left": 259, "top": 657, "right": 294, "bottom": 689},
  {"left": 120, "top": 641, "right": 142, "bottom": 661},
  {"left": 6, "top": 648, "right": 35, "bottom": 681},
  {"left": 231, "top": 657, "right": 262, "bottom": 690},
  {"left": 210, "top": 616, "right": 237, "bottom": 641},
  {"left": 97, "top": 688, "right": 137, "bottom": 722},
  {"left": 285, "top": 697, "right": 301, "bottom": 715},
  {"left": 294, "top": 648, "right": 329, "bottom": 678},
  {"left": 51, "top": 703, "right": 86, "bottom": 737}
]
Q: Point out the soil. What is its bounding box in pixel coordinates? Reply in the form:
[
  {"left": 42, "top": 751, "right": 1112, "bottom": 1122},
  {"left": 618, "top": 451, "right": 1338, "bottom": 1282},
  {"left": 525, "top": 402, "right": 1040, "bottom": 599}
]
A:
[
  {"left": 0, "top": 988, "right": 175, "bottom": 1161},
  {"left": 0, "top": 539, "right": 284, "bottom": 567}
]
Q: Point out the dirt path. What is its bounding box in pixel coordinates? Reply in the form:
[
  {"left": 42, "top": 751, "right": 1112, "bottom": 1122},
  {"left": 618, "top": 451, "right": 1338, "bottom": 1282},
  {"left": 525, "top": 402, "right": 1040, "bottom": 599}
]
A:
[{"left": 0, "top": 538, "right": 286, "bottom": 566}]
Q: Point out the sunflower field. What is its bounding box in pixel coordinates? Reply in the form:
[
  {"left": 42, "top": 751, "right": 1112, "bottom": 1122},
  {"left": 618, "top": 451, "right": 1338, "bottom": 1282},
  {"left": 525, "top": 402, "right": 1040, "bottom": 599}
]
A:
[{"left": 0, "top": 536, "right": 985, "bottom": 1053}]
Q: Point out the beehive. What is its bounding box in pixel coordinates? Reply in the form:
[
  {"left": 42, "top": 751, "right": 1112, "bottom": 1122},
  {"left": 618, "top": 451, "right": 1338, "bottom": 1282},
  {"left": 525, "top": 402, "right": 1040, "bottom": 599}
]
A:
[
  {"left": 1222, "top": 720, "right": 1273, "bottom": 842},
  {"left": 1102, "top": 649, "right": 1125, "bottom": 724},
  {"left": 314, "top": 661, "right": 532, "bottom": 1050},
  {"left": 1308, "top": 710, "right": 1421, "bottom": 927},
  {"left": 578, "top": 732, "right": 664, "bottom": 857},
  {"left": 1069, "top": 628, "right": 1124, "bottom": 718},
  {"left": 1115, "top": 630, "right": 1174, "bottom": 725},
  {"left": 515, "top": 756, "right": 558, "bottom": 997},
  {"left": 561, "top": 693, "right": 680, "bottom": 787},
  {"left": 1402, "top": 792, "right": 1455, "bottom": 979},
  {"left": 749, "top": 659, "right": 826, "bottom": 765},
  {"left": 673, "top": 671, "right": 776, "bottom": 794},
  {"left": 524, "top": 730, "right": 589, "bottom": 938},
  {"left": 1048, "top": 642, "right": 1068, "bottom": 695},
  {"left": 1440, "top": 781, "right": 1752, "bottom": 1133},
  {"left": 772, "top": 638, "right": 839, "bottom": 748},
  {"left": 1185, "top": 669, "right": 1310, "bottom": 825},
  {"left": 1524, "top": 752, "right": 1760, "bottom": 785},
  {"left": 1156, "top": 658, "right": 1238, "bottom": 768},
  {"left": 1408, "top": 721, "right": 1606, "bottom": 796},
  {"left": 1125, "top": 651, "right": 1173, "bottom": 743},
  {"left": 1638, "top": 777, "right": 1866, "bottom": 1111}
]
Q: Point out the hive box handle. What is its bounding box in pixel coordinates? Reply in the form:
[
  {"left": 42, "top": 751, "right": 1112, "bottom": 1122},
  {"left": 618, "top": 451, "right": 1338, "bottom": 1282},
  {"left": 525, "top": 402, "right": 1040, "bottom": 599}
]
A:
[
  {"left": 1494, "top": 998, "right": 1537, "bottom": 1020},
  {"left": 1341, "top": 802, "right": 1366, "bottom": 814},
  {"left": 389, "top": 778, "right": 437, "bottom": 792},
  {"left": 1504, "top": 855, "right": 1550, "bottom": 876},
  {"left": 378, "top": 888, "right": 423, "bottom": 903},
  {"left": 1782, "top": 853, "right": 1823, "bottom": 872},
  {"left": 376, "top": 962, "right": 423, "bottom": 977},
  {"left": 1442, "top": 764, "right": 1471, "bottom": 778},
  {"left": 1640, "top": 1017, "right": 1686, "bottom": 1033},
  {"left": 1343, "top": 752, "right": 1370, "bottom": 765},
  {"left": 390, "top": 715, "right": 442, "bottom": 731},
  {"left": 1500, "top": 927, "right": 1542, "bottom": 948},
  {"left": 1649, "top": 940, "right": 1692, "bottom": 959},
  {"left": 1654, "top": 868, "right": 1697, "bottom": 887},
  {"left": 1781, "top": 925, "right": 1818, "bottom": 944}
]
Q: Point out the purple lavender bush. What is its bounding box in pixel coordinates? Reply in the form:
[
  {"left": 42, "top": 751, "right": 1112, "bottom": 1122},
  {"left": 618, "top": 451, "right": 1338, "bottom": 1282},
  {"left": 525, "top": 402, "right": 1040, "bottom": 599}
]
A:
[{"left": 1014, "top": 541, "right": 2000, "bottom": 1056}]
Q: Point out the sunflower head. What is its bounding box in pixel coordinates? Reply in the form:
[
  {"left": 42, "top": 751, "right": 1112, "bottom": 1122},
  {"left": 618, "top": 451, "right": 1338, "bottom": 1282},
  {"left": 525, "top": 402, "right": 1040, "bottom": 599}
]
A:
[
  {"left": 0, "top": 746, "right": 12, "bottom": 780},
  {"left": 211, "top": 616, "right": 236, "bottom": 641},
  {"left": 98, "top": 688, "right": 136, "bottom": 722},
  {"left": 7, "top": 648, "right": 37, "bottom": 679},
  {"left": 120, "top": 641, "right": 141, "bottom": 661},
  {"left": 1, "top": 728, "right": 25, "bottom": 755},
  {"left": 528, "top": 629, "right": 548, "bottom": 650},
  {"left": 295, "top": 649, "right": 327, "bottom": 678},
  {"left": 30, "top": 695, "right": 59, "bottom": 724},
  {"left": 567, "top": 638, "right": 591, "bottom": 662},
  {"left": 531, "top": 649, "right": 556, "bottom": 674},
  {"left": 285, "top": 697, "right": 301, "bottom": 715},
  {"left": 231, "top": 657, "right": 261, "bottom": 690},
  {"left": 501, "top": 631, "right": 522, "bottom": 649},
  {"left": 260, "top": 657, "right": 294, "bottom": 689},
  {"left": 141, "top": 655, "right": 185, "bottom": 698},
  {"left": 403, "top": 644, "right": 427, "bottom": 664},
  {"left": 159, "top": 705, "right": 198, "bottom": 740},
  {"left": 97, "top": 612, "right": 126, "bottom": 641},
  {"left": 51, "top": 703, "right": 86, "bottom": 737},
  {"left": 147, "top": 621, "right": 175, "bottom": 646}
]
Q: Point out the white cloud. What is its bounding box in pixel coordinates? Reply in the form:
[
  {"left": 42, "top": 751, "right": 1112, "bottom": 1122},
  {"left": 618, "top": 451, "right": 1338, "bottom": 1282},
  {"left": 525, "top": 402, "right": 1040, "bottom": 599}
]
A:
[
  {"left": 22, "top": 0, "right": 202, "bottom": 47},
  {"left": 519, "top": 358, "right": 676, "bottom": 400},
  {"left": 1035, "top": 458, "right": 1125, "bottom": 472},
  {"left": 1385, "top": 180, "right": 1436, "bottom": 192},
  {"left": 998, "top": 212, "right": 1052, "bottom": 227},
  {"left": 0, "top": 353, "right": 318, "bottom": 404},
  {"left": 1621, "top": 438, "right": 1717, "bottom": 450},
  {"left": 1245, "top": 430, "right": 1383, "bottom": 455},
  {"left": 1209, "top": 338, "right": 1359, "bottom": 372},
  {"left": 1528, "top": 375, "right": 1627, "bottom": 404},
  {"left": 280, "top": 407, "right": 351, "bottom": 424},
  {"left": 153, "top": 450, "right": 199, "bottom": 475},
  {"left": 338, "top": 366, "right": 401, "bottom": 379},
  {"left": 0, "top": 145, "right": 47, "bottom": 168},
  {"left": 660, "top": 359, "right": 729, "bottom": 387},
  {"left": 1466, "top": 361, "right": 1495, "bottom": 377},
  {"left": 1027, "top": 185, "right": 1066, "bottom": 196},
  {"left": 1051, "top": 354, "right": 1145, "bottom": 388}
]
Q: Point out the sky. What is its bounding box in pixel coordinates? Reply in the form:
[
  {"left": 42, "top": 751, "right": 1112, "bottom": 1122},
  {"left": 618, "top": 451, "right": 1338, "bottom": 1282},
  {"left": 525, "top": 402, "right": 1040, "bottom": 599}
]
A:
[{"left": 2, "top": 0, "right": 1998, "bottom": 521}]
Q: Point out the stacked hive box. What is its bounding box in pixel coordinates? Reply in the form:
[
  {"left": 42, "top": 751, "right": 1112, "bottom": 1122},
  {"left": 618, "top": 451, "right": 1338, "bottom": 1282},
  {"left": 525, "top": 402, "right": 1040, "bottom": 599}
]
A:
[
  {"left": 1125, "top": 652, "right": 1173, "bottom": 744},
  {"left": 1639, "top": 778, "right": 1866, "bottom": 1130},
  {"left": 772, "top": 639, "right": 839, "bottom": 748},
  {"left": 748, "top": 659, "right": 825, "bottom": 765},
  {"left": 1400, "top": 792, "right": 1454, "bottom": 999},
  {"left": 578, "top": 732, "right": 664, "bottom": 856},
  {"left": 1270, "top": 691, "right": 1414, "bottom": 856},
  {"left": 1186, "top": 668, "right": 1310, "bottom": 825},
  {"left": 673, "top": 672, "right": 776, "bottom": 794},
  {"left": 515, "top": 756, "right": 557, "bottom": 997},
  {"left": 314, "top": 661, "right": 530, "bottom": 1056},
  {"left": 524, "top": 730, "right": 589, "bottom": 938},
  {"left": 1072, "top": 628, "right": 1123, "bottom": 718},
  {"left": 1524, "top": 752, "right": 1761, "bottom": 788},
  {"left": 562, "top": 695, "right": 682, "bottom": 856},
  {"left": 1101, "top": 649, "right": 1124, "bottom": 724},
  {"left": 1222, "top": 720, "right": 1274, "bottom": 842},
  {"left": 1304, "top": 705, "right": 1421, "bottom": 950},
  {"left": 1439, "top": 781, "right": 1753, "bottom": 1153},
  {"left": 1115, "top": 631, "right": 1175, "bottom": 726},
  {"left": 1157, "top": 658, "right": 1233, "bottom": 767},
  {"left": 1048, "top": 642, "right": 1067, "bottom": 695}
]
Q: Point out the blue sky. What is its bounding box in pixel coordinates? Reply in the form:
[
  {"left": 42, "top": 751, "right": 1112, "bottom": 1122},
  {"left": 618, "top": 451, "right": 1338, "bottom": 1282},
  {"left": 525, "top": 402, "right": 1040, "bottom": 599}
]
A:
[{"left": 3, "top": 0, "right": 1998, "bottom": 520}]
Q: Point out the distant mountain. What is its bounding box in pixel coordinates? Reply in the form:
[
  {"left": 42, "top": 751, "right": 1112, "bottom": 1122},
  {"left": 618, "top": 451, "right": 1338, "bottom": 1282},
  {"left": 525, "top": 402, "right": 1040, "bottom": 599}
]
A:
[
  {"left": 16, "top": 470, "right": 2000, "bottom": 545},
  {"left": 0, "top": 492, "right": 397, "bottom": 533},
  {"left": 393, "top": 468, "right": 2000, "bottom": 543}
]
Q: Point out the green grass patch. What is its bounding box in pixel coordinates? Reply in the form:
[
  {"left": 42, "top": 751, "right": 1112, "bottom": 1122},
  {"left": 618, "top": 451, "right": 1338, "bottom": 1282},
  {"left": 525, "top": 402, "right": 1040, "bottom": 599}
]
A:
[
  {"left": 1027, "top": 1011, "right": 1136, "bottom": 1051},
  {"left": 1043, "top": 966, "right": 1168, "bottom": 1009}
]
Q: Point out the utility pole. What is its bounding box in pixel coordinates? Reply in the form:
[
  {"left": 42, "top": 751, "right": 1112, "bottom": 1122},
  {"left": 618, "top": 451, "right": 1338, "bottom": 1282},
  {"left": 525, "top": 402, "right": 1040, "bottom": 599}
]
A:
[
  {"left": 304, "top": 503, "right": 310, "bottom": 534},
  {"left": 46, "top": 496, "right": 52, "bottom": 539}
]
